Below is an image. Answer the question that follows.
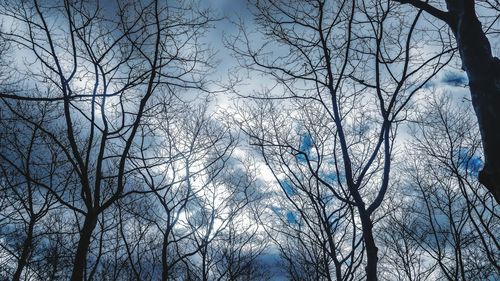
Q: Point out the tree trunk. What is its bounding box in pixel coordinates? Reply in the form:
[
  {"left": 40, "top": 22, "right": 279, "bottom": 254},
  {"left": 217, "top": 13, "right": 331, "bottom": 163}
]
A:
[
  {"left": 70, "top": 213, "right": 98, "bottom": 281},
  {"left": 161, "top": 232, "right": 169, "bottom": 281},
  {"left": 396, "top": 0, "right": 500, "bottom": 204},
  {"left": 447, "top": 3, "right": 500, "bottom": 203},
  {"left": 12, "top": 220, "right": 35, "bottom": 281},
  {"left": 202, "top": 248, "right": 208, "bottom": 281},
  {"left": 359, "top": 211, "right": 378, "bottom": 281}
]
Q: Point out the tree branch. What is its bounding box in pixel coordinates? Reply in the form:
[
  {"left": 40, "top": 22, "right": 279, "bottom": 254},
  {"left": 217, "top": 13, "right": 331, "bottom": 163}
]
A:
[{"left": 393, "top": 0, "right": 452, "bottom": 24}]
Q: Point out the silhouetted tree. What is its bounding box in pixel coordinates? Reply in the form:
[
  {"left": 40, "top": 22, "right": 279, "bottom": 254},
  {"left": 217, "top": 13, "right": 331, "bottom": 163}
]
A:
[
  {"left": 394, "top": 0, "right": 500, "bottom": 203},
  {"left": 0, "top": 0, "right": 216, "bottom": 280},
  {"left": 228, "top": 0, "right": 451, "bottom": 278},
  {"left": 381, "top": 94, "right": 499, "bottom": 280}
]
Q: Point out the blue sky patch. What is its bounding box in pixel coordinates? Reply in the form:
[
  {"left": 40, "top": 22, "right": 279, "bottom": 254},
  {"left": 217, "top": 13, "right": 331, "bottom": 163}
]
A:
[
  {"left": 281, "top": 179, "right": 295, "bottom": 196},
  {"left": 286, "top": 211, "right": 297, "bottom": 224},
  {"left": 442, "top": 72, "right": 468, "bottom": 87}
]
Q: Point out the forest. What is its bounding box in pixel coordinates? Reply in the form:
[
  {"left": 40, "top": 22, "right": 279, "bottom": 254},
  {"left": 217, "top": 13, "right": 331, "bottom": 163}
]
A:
[{"left": 0, "top": 0, "right": 498, "bottom": 280}]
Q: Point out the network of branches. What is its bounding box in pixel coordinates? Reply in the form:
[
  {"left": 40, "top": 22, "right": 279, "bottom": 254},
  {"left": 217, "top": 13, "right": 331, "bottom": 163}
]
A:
[{"left": 0, "top": 0, "right": 498, "bottom": 281}]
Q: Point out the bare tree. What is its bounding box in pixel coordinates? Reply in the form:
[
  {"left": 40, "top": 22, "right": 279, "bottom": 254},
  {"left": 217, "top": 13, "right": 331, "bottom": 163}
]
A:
[
  {"left": 0, "top": 0, "right": 216, "bottom": 280},
  {"left": 0, "top": 101, "right": 70, "bottom": 281},
  {"left": 378, "top": 191, "right": 438, "bottom": 281},
  {"left": 133, "top": 100, "right": 237, "bottom": 281},
  {"left": 253, "top": 121, "right": 364, "bottom": 281},
  {"left": 393, "top": 0, "right": 500, "bottom": 202},
  {"left": 227, "top": 0, "right": 451, "bottom": 278},
  {"left": 264, "top": 198, "right": 362, "bottom": 281},
  {"left": 105, "top": 99, "right": 267, "bottom": 281},
  {"left": 211, "top": 212, "right": 269, "bottom": 281},
  {"left": 185, "top": 154, "right": 264, "bottom": 281},
  {"left": 383, "top": 94, "right": 499, "bottom": 280}
]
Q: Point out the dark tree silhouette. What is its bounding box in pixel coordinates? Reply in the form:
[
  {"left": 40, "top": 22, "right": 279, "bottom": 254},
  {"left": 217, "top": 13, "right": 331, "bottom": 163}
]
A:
[
  {"left": 0, "top": 0, "right": 216, "bottom": 280},
  {"left": 381, "top": 94, "right": 499, "bottom": 280},
  {"left": 393, "top": 0, "right": 500, "bottom": 203},
  {"left": 228, "top": 1, "right": 452, "bottom": 279}
]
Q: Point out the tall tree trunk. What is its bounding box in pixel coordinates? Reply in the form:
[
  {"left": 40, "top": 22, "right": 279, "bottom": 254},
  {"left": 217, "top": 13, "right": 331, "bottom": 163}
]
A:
[
  {"left": 70, "top": 213, "right": 98, "bottom": 281},
  {"left": 447, "top": 2, "right": 500, "bottom": 203},
  {"left": 12, "top": 220, "right": 35, "bottom": 281},
  {"left": 161, "top": 232, "right": 170, "bottom": 281},
  {"left": 395, "top": 0, "right": 500, "bottom": 203},
  {"left": 359, "top": 210, "right": 378, "bottom": 281},
  {"left": 202, "top": 248, "right": 208, "bottom": 281}
]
